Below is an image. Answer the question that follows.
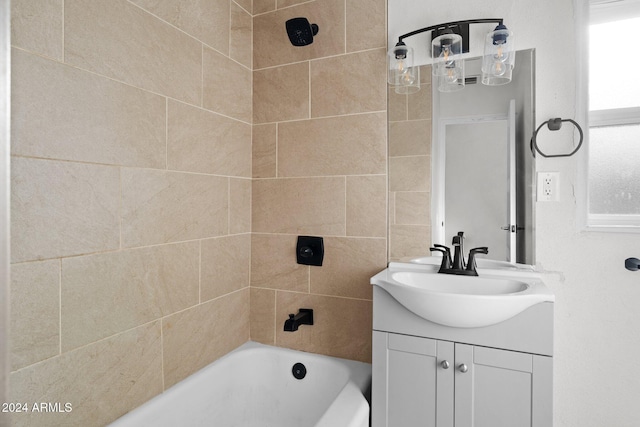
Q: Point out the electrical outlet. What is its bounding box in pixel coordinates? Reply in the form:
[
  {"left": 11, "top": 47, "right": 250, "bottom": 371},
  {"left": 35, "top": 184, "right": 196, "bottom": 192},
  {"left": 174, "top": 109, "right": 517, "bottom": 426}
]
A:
[{"left": 537, "top": 172, "right": 559, "bottom": 202}]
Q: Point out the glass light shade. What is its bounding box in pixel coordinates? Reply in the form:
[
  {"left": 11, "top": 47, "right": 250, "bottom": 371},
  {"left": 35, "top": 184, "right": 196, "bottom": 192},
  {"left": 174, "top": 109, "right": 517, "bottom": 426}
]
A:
[
  {"left": 482, "top": 27, "right": 515, "bottom": 86},
  {"left": 388, "top": 44, "right": 420, "bottom": 94},
  {"left": 431, "top": 33, "right": 464, "bottom": 92},
  {"left": 431, "top": 33, "right": 463, "bottom": 76}
]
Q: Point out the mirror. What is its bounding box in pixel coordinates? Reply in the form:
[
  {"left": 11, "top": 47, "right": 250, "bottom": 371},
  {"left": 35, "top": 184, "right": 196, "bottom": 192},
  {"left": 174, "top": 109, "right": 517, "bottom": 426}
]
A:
[
  {"left": 432, "top": 51, "right": 535, "bottom": 264},
  {"left": 387, "top": 45, "right": 536, "bottom": 264}
]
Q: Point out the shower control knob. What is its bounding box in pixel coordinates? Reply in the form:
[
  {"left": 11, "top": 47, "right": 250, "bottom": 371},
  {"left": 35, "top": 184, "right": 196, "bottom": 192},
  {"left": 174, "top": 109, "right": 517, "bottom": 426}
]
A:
[
  {"left": 299, "top": 246, "right": 313, "bottom": 258},
  {"left": 441, "top": 360, "right": 450, "bottom": 369},
  {"left": 458, "top": 364, "right": 468, "bottom": 373}
]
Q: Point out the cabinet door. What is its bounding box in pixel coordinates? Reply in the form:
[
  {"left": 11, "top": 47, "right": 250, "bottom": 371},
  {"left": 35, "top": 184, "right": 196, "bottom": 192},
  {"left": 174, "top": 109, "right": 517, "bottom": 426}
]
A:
[
  {"left": 454, "top": 344, "right": 552, "bottom": 427},
  {"left": 372, "top": 331, "right": 454, "bottom": 427}
]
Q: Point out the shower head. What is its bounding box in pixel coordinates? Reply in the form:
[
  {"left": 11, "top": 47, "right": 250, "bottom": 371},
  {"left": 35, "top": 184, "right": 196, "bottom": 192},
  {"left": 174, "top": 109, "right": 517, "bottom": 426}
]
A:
[{"left": 285, "top": 17, "right": 319, "bottom": 47}]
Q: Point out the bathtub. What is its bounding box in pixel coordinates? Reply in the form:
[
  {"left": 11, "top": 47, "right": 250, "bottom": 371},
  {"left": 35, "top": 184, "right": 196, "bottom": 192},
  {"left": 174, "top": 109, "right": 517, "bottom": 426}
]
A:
[{"left": 109, "top": 341, "right": 371, "bottom": 427}]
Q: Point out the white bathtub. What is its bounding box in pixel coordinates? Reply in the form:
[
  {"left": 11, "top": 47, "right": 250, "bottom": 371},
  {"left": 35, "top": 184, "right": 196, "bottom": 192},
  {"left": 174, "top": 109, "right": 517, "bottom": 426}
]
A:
[{"left": 109, "top": 341, "right": 371, "bottom": 427}]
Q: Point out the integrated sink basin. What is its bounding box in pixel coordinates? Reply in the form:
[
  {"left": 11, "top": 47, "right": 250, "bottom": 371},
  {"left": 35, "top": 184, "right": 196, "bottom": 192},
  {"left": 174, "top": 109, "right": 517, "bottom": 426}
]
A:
[
  {"left": 392, "top": 271, "right": 529, "bottom": 295},
  {"left": 371, "top": 262, "right": 554, "bottom": 328},
  {"left": 410, "top": 255, "right": 536, "bottom": 272}
]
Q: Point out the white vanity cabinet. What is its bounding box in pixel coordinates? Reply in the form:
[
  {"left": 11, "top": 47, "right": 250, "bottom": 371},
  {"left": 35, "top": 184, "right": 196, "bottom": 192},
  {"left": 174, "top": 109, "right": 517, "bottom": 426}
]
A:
[
  {"left": 371, "top": 284, "right": 554, "bottom": 427},
  {"left": 372, "top": 331, "right": 552, "bottom": 427}
]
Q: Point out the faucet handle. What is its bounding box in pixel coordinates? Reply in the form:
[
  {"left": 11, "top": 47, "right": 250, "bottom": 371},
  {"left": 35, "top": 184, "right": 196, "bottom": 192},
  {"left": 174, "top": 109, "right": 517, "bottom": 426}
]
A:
[
  {"left": 430, "top": 244, "right": 452, "bottom": 270},
  {"left": 466, "top": 247, "right": 489, "bottom": 274}
]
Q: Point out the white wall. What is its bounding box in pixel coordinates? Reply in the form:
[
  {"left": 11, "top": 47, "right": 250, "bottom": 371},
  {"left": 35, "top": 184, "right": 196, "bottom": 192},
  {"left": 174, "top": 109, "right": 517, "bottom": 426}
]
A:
[{"left": 390, "top": 0, "right": 640, "bottom": 425}]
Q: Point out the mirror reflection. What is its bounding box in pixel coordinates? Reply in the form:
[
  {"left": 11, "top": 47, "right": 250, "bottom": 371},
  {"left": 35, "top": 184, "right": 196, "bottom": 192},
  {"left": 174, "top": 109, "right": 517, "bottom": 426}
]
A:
[
  {"left": 388, "top": 50, "right": 535, "bottom": 265},
  {"left": 433, "top": 51, "right": 535, "bottom": 264}
]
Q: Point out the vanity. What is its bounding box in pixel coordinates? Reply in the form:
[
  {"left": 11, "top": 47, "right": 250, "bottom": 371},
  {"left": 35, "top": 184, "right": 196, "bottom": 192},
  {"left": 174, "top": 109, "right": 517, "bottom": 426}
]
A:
[{"left": 371, "top": 260, "right": 554, "bottom": 427}]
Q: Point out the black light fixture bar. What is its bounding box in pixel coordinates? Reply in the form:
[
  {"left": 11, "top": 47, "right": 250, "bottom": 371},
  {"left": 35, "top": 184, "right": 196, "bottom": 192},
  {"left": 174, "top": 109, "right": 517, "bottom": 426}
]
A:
[{"left": 395, "top": 18, "right": 504, "bottom": 55}]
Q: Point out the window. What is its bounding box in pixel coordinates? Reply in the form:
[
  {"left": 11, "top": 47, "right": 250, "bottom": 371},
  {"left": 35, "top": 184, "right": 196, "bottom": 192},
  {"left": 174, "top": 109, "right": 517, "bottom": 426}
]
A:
[{"left": 587, "top": 1, "right": 640, "bottom": 228}]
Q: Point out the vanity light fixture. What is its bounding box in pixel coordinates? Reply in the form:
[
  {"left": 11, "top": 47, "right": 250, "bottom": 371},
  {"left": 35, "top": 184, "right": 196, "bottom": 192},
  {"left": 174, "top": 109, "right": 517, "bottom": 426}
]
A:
[{"left": 388, "top": 19, "right": 515, "bottom": 93}]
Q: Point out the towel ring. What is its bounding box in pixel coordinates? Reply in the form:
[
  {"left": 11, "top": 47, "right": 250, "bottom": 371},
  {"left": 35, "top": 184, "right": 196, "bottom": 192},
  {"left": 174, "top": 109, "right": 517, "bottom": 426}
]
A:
[{"left": 530, "top": 118, "right": 584, "bottom": 158}]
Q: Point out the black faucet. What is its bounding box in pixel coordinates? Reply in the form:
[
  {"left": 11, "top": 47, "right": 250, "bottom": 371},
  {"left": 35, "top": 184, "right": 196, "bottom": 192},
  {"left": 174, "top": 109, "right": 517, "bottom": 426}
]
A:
[
  {"left": 284, "top": 309, "right": 314, "bottom": 332},
  {"left": 451, "top": 231, "right": 465, "bottom": 270},
  {"left": 429, "top": 232, "right": 489, "bottom": 276}
]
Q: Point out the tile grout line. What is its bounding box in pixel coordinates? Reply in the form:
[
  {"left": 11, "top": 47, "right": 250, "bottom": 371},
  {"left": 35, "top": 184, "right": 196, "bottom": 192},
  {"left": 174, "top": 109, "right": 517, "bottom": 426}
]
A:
[
  {"left": 275, "top": 123, "right": 279, "bottom": 178},
  {"left": 273, "top": 290, "right": 278, "bottom": 346},
  {"left": 160, "top": 322, "right": 165, "bottom": 391},
  {"left": 58, "top": 258, "right": 62, "bottom": 356},
  {"left": 61, "top": 0, "right": 65, "bottom": 63},
  {"left": 164, "top": 98, "right": 169, "bottom": 170},
  {"left": 344, "top": 176, "right": 348, "bottom": 237}
]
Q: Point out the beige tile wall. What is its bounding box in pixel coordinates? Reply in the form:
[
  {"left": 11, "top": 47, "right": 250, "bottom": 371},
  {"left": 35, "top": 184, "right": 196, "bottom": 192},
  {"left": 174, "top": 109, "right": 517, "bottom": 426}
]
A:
[
  {"left": 251, "top": 0, "right": 387, "bottom": 364},
  {"left": 10, "top": 0, "right": 252, "bottom": 425},
  {"left": 10, "top": 0, "right": 392, "bottom": 424},
  {"left": 388, "top": 65, "right": 433, "bottom": 260}
]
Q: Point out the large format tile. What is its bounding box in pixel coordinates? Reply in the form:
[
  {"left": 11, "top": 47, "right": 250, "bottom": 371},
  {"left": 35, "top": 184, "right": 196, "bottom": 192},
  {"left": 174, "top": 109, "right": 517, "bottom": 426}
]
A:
[
  {"left": 65, "top": 0, "right": 201, "bottom": 104},
  {"left": 11, "top": 157, "right": 120, "bottom": 263},
  {"left": 389, "top": 119, "right": 432, "bottom": 157},
  {"left": 230, "top": 178, "right": 251, "bottom": 234},
  {"left": 310, "top": 237, "right": 386, "bottom": 300},
  {"left": 254, "top": 0, "right": 275, "bottom": 15},
  {"left": 388, "top": 86, "right": 408, "bottom": 121},
  {"left": 167, "top": 100, "right": 251, "bottom": 177},
  {"left": 230, "top": 2, "right": 252, "bottom": 68},
  {"left": 346, "top": 0, "right": 386, "bottom": 52},
  {"left": 388, "top": 156, "right": 431, "bottom": 192},
  {"left": 408, "top": 81, "right": 433, "bottom": 120},
  {"left": 162, "top": 289, "right": 249, "bottom": 387},
  {"left": 346, "top": 175, "right": 387, "bottom": 237},
  {"left": 203, "top": 47, "right": 252, "bottom": 123},
  {"left": 310, "top": 49, "right": 386, "bottom": 117},
  {"left": 61, "top": 242, "right": 199, "bottom": 351},
  {"left": 253, "top": 62, "right": 309, "bottom": 124},
  {"left": 252, "top": 177, "right": 346, "bottom": 235},
  {"left": 201, "top": 235, "right": 251, "bottom": 301},
  {"left": 130, "top": 0, "right": 230, "bottom": 53},
  {"left": 12, "top": 49, "right": 166, "bottom": 168},
  {"left": 250, "top": 233, "right": 309, "bottom": 292},
  {"left": 252, "top": 124, "right": 277, "bottom": 178},
  {"left": 395, "top": 191, "right": 430, "bottom": 225},
  {"left": 275, "top": 292, "right": 372, "bottom": 363},
  {"left": 121, "top": 169, "right": 229, "bottom": 248},
  {"left": 389, "top": 224, "right": 431, "bottom": 261},
  {"left": 278, "top": 113, "right": 386, "bottom": 177},
  {"left": 10, "top": 260, "right": 60, "bottom": 370},
  {"left": 10, "top": 323, "right": 162, "bottom": 427},
  {"left": 235, "top": 0, "right": 253, "bottom": 14},
  {"left": 11, "top": 0, "right": 62, "bottom": 60},
  {"left": 250, "top": 287, "right": 276, "bottom": 345}
]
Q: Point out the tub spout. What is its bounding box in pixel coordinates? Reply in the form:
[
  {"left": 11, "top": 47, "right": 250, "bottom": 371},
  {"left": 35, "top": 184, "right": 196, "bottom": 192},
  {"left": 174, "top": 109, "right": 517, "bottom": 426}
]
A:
[{"left": 284, "top": 309, "right": 314, "bottom": 332}]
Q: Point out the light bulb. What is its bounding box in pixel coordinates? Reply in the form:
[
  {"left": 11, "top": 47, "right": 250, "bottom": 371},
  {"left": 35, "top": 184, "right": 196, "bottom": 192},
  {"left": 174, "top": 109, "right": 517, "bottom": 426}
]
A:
[
  {"left": 492, "top": 44, "right": 509, "bottom": 62},
  {"left": 445, "top": 64, "right": 458, "bottom": 83},
  {"left": 400, "top": 69, "right": 415, "bottom": 85},
  {"left": 396, "top": 58, "right": 406, "bottom": 73},
  {"left": 490, "top": 61, "right": 507, "bottom": 76}
]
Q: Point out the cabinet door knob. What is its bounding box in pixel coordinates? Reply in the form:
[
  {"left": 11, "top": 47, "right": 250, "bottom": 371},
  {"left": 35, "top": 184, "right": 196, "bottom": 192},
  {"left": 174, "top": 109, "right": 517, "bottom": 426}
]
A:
[
  {"left": 458, "top": 363, "right": 468, "bottom": 373},
  {"left": 441, "top": 360, "right": 450, "bottom": 369}
]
